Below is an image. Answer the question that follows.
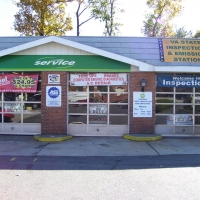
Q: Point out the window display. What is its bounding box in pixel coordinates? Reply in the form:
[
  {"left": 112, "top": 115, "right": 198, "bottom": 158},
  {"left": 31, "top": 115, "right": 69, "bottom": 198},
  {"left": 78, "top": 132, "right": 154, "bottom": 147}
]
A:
[
  {"left": 68, "top": 73, "right": 128, "bottom": 126},
  {"left": 156, "top": 74, "right": 200, "bottom": 134},
  {"left": 0, "top": 72, "right": 41, "bottom": 126}
]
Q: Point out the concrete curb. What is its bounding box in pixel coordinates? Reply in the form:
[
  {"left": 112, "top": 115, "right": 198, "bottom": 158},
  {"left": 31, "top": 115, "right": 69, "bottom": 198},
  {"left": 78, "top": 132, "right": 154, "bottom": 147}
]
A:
[
  {"left": 123, "top": 134, "right": 162, "bottom": 142},
  {"left": 34, "top": 135, "right": 73, "bottom": 142}
]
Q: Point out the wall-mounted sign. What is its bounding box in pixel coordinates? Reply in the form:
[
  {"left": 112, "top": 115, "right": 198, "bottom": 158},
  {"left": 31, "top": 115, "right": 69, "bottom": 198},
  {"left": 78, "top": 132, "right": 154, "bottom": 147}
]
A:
[
  {"left": 157, "top": 75, "right": 200, "bottom": 88},
  {"left": 46, "top": 86, "right": 61, "bottom": 107},
  {"left": 0, "top": 74, "right": 39, "bottom": 93},
  {"left": 0, "top": 55, "right": 130, "bottom": 72},
  {"left": 70, "top": 73, "right": 127, "bottom": 86},
  {"left": 133, "top": 92, "right": 152, "bottom": 117},
  {"left": 159, "top": 38, "right": 200, "bottom": 62},
  {"left": 89, "top": 104, "right": 108, "bottom": 114},
  {"left": 48, "top": 74, "right": 60, "bottom": 84}
]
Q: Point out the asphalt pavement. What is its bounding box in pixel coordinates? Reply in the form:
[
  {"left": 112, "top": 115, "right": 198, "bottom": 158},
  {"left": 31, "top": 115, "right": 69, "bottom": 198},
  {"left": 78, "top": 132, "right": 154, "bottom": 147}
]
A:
[
  {"left": 1, "top": 135, "right": 200, "bottom": 200},
  {"left": 0, "top": 135, "right": 200, "bottom": 157}
]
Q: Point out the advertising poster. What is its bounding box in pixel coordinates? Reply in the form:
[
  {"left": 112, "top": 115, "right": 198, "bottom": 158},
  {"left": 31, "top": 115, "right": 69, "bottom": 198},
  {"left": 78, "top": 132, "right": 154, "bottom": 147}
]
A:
[
  {"left": 0, "top": 74, "right": 39, "bottom": 93},
  {"left": 70, "top": 73, "right": 127, "bottom": 86},
  {"left": 133, "top": 92, "right": 152, "bottom": 117},
  {"left": 89, "top": 104, "right": 108, "bottom": 114},
  {"left": 46, "top": 86, "right": 61, "bottom": 107}
]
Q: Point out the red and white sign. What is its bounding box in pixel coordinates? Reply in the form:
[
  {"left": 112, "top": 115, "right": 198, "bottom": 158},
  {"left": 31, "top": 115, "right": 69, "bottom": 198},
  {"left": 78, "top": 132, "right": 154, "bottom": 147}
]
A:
[
  {"left": 70, "top": 73, "right": 127, "bottom": 86},
  {"left": 0, "top": 74, "right": 39, "bottom": 93}
]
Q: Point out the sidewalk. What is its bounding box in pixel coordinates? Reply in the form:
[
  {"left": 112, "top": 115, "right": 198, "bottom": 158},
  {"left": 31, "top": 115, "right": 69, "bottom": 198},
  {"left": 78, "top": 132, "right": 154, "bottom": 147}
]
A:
[{"left": 0, "top": 135, "right": 200, "bottom": 157}]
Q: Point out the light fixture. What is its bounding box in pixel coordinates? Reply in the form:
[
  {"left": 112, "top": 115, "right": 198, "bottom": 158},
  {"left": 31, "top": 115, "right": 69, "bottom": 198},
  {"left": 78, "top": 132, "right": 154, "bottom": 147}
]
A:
[{"left": 140, "top": 78, "right": 147, "bottom": 92}]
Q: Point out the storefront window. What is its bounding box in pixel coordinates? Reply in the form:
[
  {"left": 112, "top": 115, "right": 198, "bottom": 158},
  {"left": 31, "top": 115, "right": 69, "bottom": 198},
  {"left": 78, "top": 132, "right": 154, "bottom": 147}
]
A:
[
  {"left": 156, "top": 74, "right": 200, "bottom": 134},
  {"left": 175, "top": 94, "right": 193, "bottom": 103},
  {"left": 176, "top": 88, "right": 193, "bottom": 93},
  {"left": 89, "top": 86, "right": 108, "bottom": 92},
  {"left": 175, "top": 105, "right": 193, "bottom": 114},
  {"left": 110, "top": 85, "right": 128, "bottom": 92},
  {"left": 68, "top": 73, "right": 129, "bottom": 127},
  {"left": 195, "top": 116, "right": 200, "bottom": 125},
  {"left": 68, "top": 92, "right": 87, "bottom": 103},
  {"left": 3, "top": 113, "right": 21, "bottom": 123},
  {"left": 110, "top": 105, "right": 128, "bottom": 114},
  {"left": 156, "top": 87, "right": 173, "bottom": 93},
  {"left": 156, "top": 115, "right": 169, "bottom": 125},
  {"left": 23, "top": 114, "right": 41, "bottom": 123},
  {"left": 68, "top": 115, "right": 87, "bottom": 124},
  {"left": 69, "top": 86, "right": 86, "bottom": 92},
  {"left": 155, "top": 105, "right": 173, "bottom": 114},
  {"left": 110, "top": 94, "right": 128, "bottom": 103},
  {"left": 89, "top": 93, "right": 106, "bottom": 103},
  {"left": 109, "top": 116, "right": 128, "bottom": 125},
  {"left": 195, "top": 88, "right": 200, "bottom": 93},
  {"left": 68, "top": 104, "right": 87, "bottom": 113},
  {"left": 89, "top": 115, "right": 107, "bottom": 124},
  {"left": 156, "top": 95, "right": 174, "bottom": 103},
  {"left": 195, "top": 105, "right": 200, "bottom": 114},
  {"left": 0, "top": 72, "right": 41, "bottom": 132}
]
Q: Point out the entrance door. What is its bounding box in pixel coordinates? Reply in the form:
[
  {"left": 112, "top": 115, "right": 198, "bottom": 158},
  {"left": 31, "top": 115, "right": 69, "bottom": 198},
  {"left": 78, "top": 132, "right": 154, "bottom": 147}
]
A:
[{"left": 68, "top": 73, "right": 129, "bottom": 136}]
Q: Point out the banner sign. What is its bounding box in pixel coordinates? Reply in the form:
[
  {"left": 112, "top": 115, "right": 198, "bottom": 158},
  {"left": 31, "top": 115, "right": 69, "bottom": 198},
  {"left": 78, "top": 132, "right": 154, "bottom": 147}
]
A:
[
  {"left": 133, "top": 92, "right": 152, "bottom": 117},
  {"left": 70, "top": 73, "right": 127, "bottom": 86},
  {"left": 0, "top": 55, "right": 130, "bottom": 72},
  {"left": 46, "top": 86, "right": 61, "bottom": 107},
  {"left": 89, "top": 104, "right": 108, "bottom": 114},
  {"left": 157, "top": 75, "right": 200, "bottom": 88},
  {"left": 158, "top": 38, "right": 200, "bottom": 62},
  {"left": 0, "top": 74, "right": 39, "bottom": 93}
]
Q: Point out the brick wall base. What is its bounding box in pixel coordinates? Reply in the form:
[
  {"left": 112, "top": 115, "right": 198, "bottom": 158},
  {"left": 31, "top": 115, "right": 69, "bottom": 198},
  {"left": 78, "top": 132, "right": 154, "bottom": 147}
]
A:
[
  {"left": 129, "top": 72, "right": 156, "bottom": 134},
  {"left": 41, "top": 72, "right": 67, "bottom": 135}
]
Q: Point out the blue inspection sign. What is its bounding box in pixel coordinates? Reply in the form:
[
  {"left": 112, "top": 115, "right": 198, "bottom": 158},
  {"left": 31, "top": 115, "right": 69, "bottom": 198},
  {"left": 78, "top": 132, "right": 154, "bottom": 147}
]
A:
[{"left": 157, "top": 75, "right": 200, "bottom": 88}]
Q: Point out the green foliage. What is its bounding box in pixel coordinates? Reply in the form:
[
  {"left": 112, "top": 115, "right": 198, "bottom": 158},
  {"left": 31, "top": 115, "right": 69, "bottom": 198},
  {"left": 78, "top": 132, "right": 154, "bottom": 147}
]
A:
[
  {"left": 156, "top": 99, "right": 173, "bottom": 113},
  {"left": 14, "top": 0, "right": 73, "bottom": 36},
  {"left": 92, "top": 0, "right": 124, "bottom": 36},
  {"left": 196, "top": 105, "right": 200, "bottom": 112},
  {"left": 193, "top": 30, "right": 200, "bottom": 38},
  {"left": 156, "top": 99, "right": 173, "bottom": 103},
  {"left": 174, "top": 26, "right": 192, "bottom": 38},
  {"left": 142, "top": 0, "right": 183, "bottom": 37}
]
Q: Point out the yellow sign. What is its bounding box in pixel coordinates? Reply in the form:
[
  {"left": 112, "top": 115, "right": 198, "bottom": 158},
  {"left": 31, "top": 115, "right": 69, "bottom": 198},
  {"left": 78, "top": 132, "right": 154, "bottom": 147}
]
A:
[{"left": 161, "top": 39, "right": 200, "bottom": 62}]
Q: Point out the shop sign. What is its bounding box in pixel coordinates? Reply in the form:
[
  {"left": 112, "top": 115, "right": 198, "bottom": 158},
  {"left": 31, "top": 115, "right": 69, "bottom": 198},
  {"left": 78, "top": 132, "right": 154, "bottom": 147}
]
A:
[
  {"left": 159, "top": 38, "right": 200, "bottom": 62},
  {"left": 157, "top": 75, "right": 200, "bottom": 88},
  {"left": 46, "top": 86, "right": 61, "bottom": 107},
  {"left": 0, "top": 74, "right": 39, "bottom": 93},
  {"left": 89, "top": 104, "right": 108, "bottom": 114},
  {"left": 133, "top": 92, "right": 152, "bottom": 117},
  {"left": 48, "top": 74, "right": 60, "bottom": 84},
  {"left": 0, "top": 55, "right": 130, "bottom": 72},
  {"left": 70, "top": 73, "right": 127, "bottom": 86}
]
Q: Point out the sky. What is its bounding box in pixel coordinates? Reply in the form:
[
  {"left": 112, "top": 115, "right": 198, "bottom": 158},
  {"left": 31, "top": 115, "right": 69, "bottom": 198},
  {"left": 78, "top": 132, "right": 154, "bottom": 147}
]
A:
[{"left": 0, "top": 0, "right": 199, "bottom": 37}]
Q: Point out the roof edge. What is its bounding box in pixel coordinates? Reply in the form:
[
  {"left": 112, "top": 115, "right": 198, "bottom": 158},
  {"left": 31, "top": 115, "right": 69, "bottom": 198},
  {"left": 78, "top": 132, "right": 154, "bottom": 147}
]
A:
[{"left": 0, "top": 36, "right": 153, "bottom": 70}]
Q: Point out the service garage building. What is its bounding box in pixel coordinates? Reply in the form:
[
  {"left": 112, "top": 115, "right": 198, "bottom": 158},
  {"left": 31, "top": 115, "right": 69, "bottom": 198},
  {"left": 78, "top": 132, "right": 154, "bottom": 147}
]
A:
[{"left": 0, "top": 36, "right": 200, "bottom": 137}]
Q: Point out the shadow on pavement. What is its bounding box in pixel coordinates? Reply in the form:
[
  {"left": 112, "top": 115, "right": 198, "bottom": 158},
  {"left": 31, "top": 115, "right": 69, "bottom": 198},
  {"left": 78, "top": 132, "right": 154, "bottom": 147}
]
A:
[{"left": 1, "top": 155, "right": 200, "bottom": 170}]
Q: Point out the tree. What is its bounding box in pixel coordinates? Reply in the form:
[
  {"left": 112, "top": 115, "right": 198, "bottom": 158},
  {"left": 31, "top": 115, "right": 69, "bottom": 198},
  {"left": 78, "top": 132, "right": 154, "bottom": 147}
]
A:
[
  {"left": 92, "top": 0, "right": 124, "bottom": 36},
  {"left": 193, "top": 30, "right": 200, "bottom": 38},
  {"left": 14, "top": 0, "right": 72, "bottom": 36},
  {"left": 174, "top": 26, "right": 192, "bottom": 38},
  {"left": 57, "top": 0, "right": 124, "bottom": 36},
  {"left": 57, "top": 0, "right": 95, "bottom": 36},
  {"left": 142, "top": 0, "right": 183, "bottom": 37}
]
